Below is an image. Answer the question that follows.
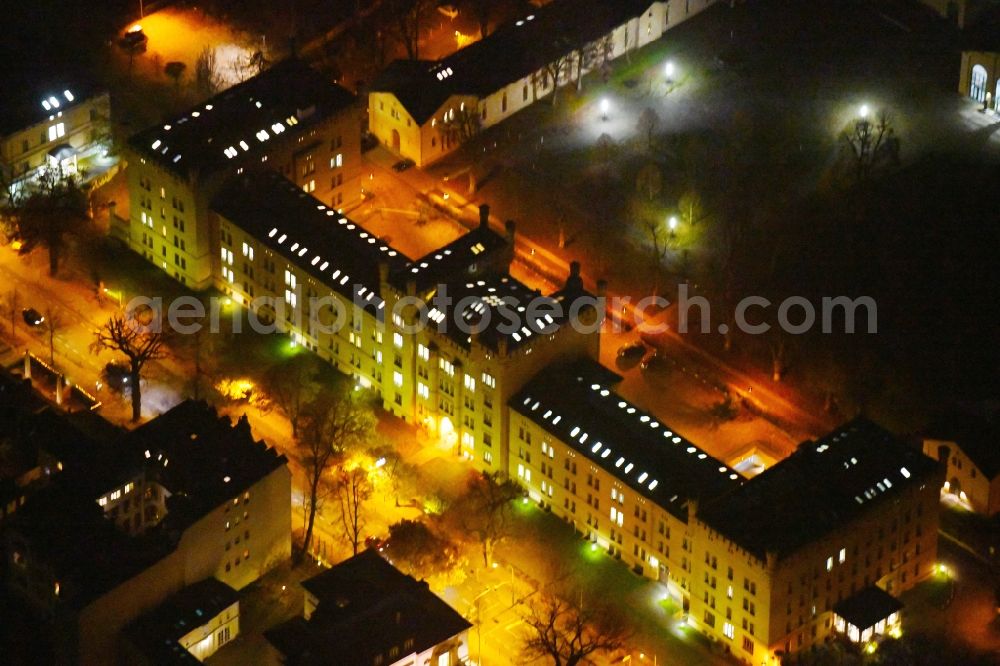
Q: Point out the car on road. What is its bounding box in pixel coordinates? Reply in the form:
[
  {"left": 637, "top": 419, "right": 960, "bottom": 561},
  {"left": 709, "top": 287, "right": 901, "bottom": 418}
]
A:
[
  {"left": 617, "top": 341, "right": 646, "bottom": 360},
  {"left": 21, "top": 308, "right": 44, "bottom": 326},
  {"left": 392, "top": 158, "right": 415, "bottom": 172},
  {"left": 118, "top": 26, "right": 148, "bottom": 54},
  {"left": 640, "top": 350, "right": 670, "bottom": 373},
  {"left": 102, "top": 362, "right": 131, "bottom": 395}
]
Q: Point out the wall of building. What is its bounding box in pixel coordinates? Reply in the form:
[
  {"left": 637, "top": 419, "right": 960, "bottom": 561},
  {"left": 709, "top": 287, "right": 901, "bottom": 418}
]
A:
[
  {"left": 687, "top": 475, "right": 939, "bottom": 664},
  {"left": 923, "top": 437, "right": 997, "bottom": 514},
  {"left": 179, "top": 600, "right": 240, "bottom": 661},
  {"left": 0, "top": 92, "right": 110, "bottom": 183},
  {"left": 369, "top": 92, "right": 427, "bottom": 164},
  {"left": 958, "top": 51, "right": 1000, "bottom": 107},
  {"left": 177, "top": 464, "right": 292, "bottom": 592}
]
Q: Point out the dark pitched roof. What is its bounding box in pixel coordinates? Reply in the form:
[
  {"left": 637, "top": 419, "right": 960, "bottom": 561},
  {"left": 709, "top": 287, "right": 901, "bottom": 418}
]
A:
[
  {"left": 392, "top": 223, "right": 512, "bottom": 293},
  {"left": 510, "top": 359, "right": 741, "bottom": 520},
  {"left": 127, "top": 59, "right": 355, "bottom": 178},
  {"left": 124, "top": 578, "right": 239, "bottom": 664},
  {"left": 266, "top": 550, "right": 470, "bottom": 665},
  {"left": 697, "top": 419, "right": 941, "bottom": 561},
  {"left": 212, "top": 170, "right": 410, "bottom": 312},
  {"left": 833, "top": 585, "right": 902, "bottom": 631},
  {"left": 7, "top": 481, "right": 175, "bottom": 610},
  {"left": 120, "top": 400, "right": 287, "bottom": 533},
  {"left": 371, "top": 0, "right": 656, "bottom": 124},
  {"left": 925, "top": 413, "right": 1000, "bottom": 478}
]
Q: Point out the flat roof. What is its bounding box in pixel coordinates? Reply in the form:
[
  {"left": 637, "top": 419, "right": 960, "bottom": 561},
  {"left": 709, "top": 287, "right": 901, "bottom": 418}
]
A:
[
  {"left": 127, "top": 59, "right": 355, "bottom": 178},
  {"left": 833, "top": 585, "right": 902, "bottom": 631},
  {"left": 267, "top": 550, "right": 470, "bottom": 665},
  {"left": 371, "top": 0, "right": 656, "bottom": 124},
  {"left": 697, "top": 419, "right": 941, "bottom": 561},
  {"left": 124, "top": 578, "right": 238, "bottom": 664},
  {"left": 212, "top": 170, "right": 410, "bottom": 313},
  {"left": 510, "top": 360, "right": 742, "bottom": 520}
]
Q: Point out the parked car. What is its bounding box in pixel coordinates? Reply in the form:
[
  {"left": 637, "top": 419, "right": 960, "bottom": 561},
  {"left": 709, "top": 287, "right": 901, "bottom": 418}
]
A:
[
  {"left": 617, "top": 341, "right": 645, "bottom": 360},
  {"left": 21, "top": 308, "right": 44, "bottom": 326},
  {"left": 392, "top": 158, "right": 415, "bottom": 172},
  {"left": 640, "top": 350, "right": 669, "bottom": 373},
  {"left": 118, "top": 26, "right": 148, "bottom": 54},
  {"left": 102, "top": 362, "right": 131, "bottom": 395}
]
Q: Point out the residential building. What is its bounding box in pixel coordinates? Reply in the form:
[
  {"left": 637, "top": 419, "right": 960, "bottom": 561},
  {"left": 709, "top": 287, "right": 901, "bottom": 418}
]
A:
[
  {"left": 212, "top": 171, "right": 601, "bottom": 476},
  {"left": 507, "top": 364, "right": 941, "bottom": 664},
  {"left": 923, "top": 415, "right": 1000, "bottom": 514},
  {"left": 1, "top": 400, "right": 290, "bottom": 665},
  {"left": 509, "top": 359, "right": 740, "bottom": 592},
  {"left": 122, "top": 578, "right": 240, "bottom": 664},
  {"left": 690, "top": 420, "right": 941, "bottom": 664},
  {"left": 265, "top": 549, "right": 471, "bottom": 666},
  {"left": 117, "top": 59, "right": 360, "bottom": 289},
  {"left": 0, "top": 76, "right": 110, "bottom": 188},
  {"left": 369, "top": 0, "right": 718, "bottom": 166}
]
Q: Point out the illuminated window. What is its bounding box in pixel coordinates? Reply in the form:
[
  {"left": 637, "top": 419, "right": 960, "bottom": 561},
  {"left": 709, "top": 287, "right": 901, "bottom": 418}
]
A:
[
  {"left": 723, "top": 622, "right": 735, "bottom": 640},
  {"left": 439, "top": 358, "right": 454, "bottom": 376},
  {"left": 47, "top": 123, "right": 65, "bottom": 141},
  {"left": 826, "top": 556, "right": 833, "bottom": 572},
  {"left": 331, "top": 153, "right": 343, "bottom": 168},
  {"left": 839, "top": 548, "right": 846, "bottom": 564},
  {"left": 221, "top": 248, "right": 233, "bottom": 265},
  {"left": 285, "top": 289, "right": 297, "bottom": 308},
  {"left": 481, "top": 372, "right": 496, "bottom": 388},
  {"left": 393, "top": 371, "right": 403, "bottom": 387},
  {"left": 393, "top": 332, "right": 404, "bottom": 348},
  {"left": 417, "top": 382, "right": 429, "bottom": 399},
  {"left": 98, "top": 496, "right": 108, "bottom": 507},
  {"left": 464, "top": 375, "right": 476, "bottom": 392},
  {"left": 303, "top": 179, "right": 316, "bottom": 193},
  {"left": 242, "top": 242, "right": 254, "bottom": 260},
  {"left": 284, "top": 270, "right": 296, "bottom": 288}
]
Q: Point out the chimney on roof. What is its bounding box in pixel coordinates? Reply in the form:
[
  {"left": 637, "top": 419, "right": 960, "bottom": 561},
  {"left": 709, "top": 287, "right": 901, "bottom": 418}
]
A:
[
  {"left": 479, "top": 204, "right": 490, "bottom": 230},
  {"left": 564, "top": 261, "right": 584, "bottom": 293},
  {"left": 596, "top": 279, "right": 607, "bottom": 297},
  {"left": 504, "top": 220, "right": 516, "bottom": 244}
]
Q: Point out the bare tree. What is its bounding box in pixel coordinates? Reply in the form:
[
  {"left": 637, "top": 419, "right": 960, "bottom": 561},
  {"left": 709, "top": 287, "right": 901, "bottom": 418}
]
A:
[
  {"left": 5, "top": 165, "right": 89, "bottom": 276},
  {"left": 521, "top": 590, "right": 630, "bottom": 666},
  {"left": 260, "top": 353, "right": 320, "bottom": 439},
  {"left": 195, "top": 46, "right": 222, "bottom": 97},
  {"left": 381, "top": 0, "right": 434, "bottom": 60},
  {"left": 635, "top": 162, "right": 662, "bottom": 202},
  {"left": 0, "top": 289, "right": 18, "bottom": 338},
  {"left": 296, "top": 385, "right": 374, "bottom": 562},
  {"left": 164, "top": 61, "right": 186, "bottom": 98},
  {"left": 842, "top": 110, "right": 898, "bottom": 183},
  {"left": 541, "top": 51, "right": 573, "bottom": 106},
  {"left": 92, "top": 308, "right": 166, "bottom": 421},
  {"left": 335, "top": 465, "right": 372, "bottom": 556},
  {"left": 447, "top": 471, "right": 521, "bottom": 567},
  {"left": 463, "top": 0, "right": 496, "bottom": 38},
  {"left": 636, "top": 107, "right": 660, "bottom": 151},
  {"left": 42, "top": 306, "right": 62, "bottom": 366}
]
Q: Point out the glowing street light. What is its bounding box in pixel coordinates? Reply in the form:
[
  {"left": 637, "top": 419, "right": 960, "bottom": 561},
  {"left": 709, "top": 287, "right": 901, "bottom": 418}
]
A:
[
  {"left": 600, "top": 98, "right": 610, "bottom": 121},
  {"left": 667, "top": 215, "right": 678, "bottom": 237},
  {"left": 664, "top": 61, "right": 675, "bottom": 83},
  {"left": 858, "top": 104, "right": 870, "bottom": 120}
]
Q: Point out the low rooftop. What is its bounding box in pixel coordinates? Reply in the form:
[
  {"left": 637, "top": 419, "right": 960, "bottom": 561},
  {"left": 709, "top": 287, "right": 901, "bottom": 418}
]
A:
[
  {"left": 371, "top": 0, "right": 655, "bottom": 124},
  {"left": 697, "top": 419, "right": 941, "bottom": 561},
  {"left": 0, "top": 71, "right": 103, "bottom": 137},
  {"left": 124, "top": 578, "right": 239, "bottom": 664},
  {"left": 212, "top": 171, "right": 410, "bottom": 312},
  {"left": 266, "top": 550, "right": 470, "bottom": 665},
  {"left": 127, "top": 59, "right": 355, "bottom": 178},
  {"left": 510, "top": 360, "right": 742, "bottom": 519},
  {"left": 925, "top": 411, "right": 1000, "bottom": 478},
  {"left": 833, "top": 585, "right": 902, "bottom": 631}
]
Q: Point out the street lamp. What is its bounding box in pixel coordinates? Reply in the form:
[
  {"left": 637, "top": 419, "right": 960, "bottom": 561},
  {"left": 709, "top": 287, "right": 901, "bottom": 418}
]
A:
[
  {"left": 664, "top": 61, "right": 675, "bottom": 84},
  {"left": 858, "top": 104, "right": 870, "bottom": 120},
  {"left": 600, "top": 98, "right": 610, "bottom": 121},
  {"left": 668, "top": 215, "right": 678, "bottom": 238}
]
